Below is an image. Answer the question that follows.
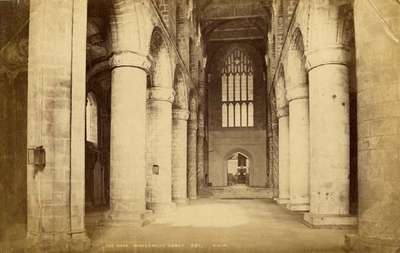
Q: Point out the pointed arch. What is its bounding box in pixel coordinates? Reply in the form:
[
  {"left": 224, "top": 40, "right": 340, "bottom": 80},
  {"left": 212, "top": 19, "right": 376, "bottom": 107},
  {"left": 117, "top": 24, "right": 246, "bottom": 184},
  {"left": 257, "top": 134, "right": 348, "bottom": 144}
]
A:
[
  {"left": 286, "top": 28, "right": 308, "bottom": 93},
  {"left": 149, "top": 27, "right": 173, "bottom": 88},
  {"left": 173, "top": 66, "right": 189, "bottom": 109},
  {"left": 276, "top": 66, "right": 288, "bottom": 114}
]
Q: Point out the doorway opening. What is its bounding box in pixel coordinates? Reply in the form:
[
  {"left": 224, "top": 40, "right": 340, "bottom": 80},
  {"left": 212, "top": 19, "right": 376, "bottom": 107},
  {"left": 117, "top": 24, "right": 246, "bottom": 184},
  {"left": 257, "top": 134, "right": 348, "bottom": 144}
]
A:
[
  {"left": 227, "top": 152, "right": 249, "bottom": 186},
  {"left": 85, "top": 91, "right": 110, "bottom": 212}
]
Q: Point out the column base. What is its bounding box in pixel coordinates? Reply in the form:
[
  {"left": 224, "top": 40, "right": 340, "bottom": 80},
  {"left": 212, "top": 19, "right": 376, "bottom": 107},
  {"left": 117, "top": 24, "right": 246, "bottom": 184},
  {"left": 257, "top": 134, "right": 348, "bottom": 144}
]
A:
[
  {"left": 286, "top": 202, "right": 310, "bottom": 212},
  {"left": 304, "top": 213, "right": 357, "bottom": 228},
  {"left": 344, "top": 234, "right": 400, "bottom": 253},
  {"left": 173, "top": 198, "right": 189, "bottom": 206},
  {"left": 147, "top": 202, "right": 177, "bottom": 217},
  {"left": 91, "top": 210, "right": 154, "bottom": 249},
  {"left": 188, "top": 195, "right": 198, "bottom": 201},
  {"left": 275, "top": 197, "right": 289, "bottom": 205},
  {"left": 26, "top": 231, "right": 91, "bottom": 252},
  {"left": 105, "top": 209, "right": 153, "bottom": 228}
]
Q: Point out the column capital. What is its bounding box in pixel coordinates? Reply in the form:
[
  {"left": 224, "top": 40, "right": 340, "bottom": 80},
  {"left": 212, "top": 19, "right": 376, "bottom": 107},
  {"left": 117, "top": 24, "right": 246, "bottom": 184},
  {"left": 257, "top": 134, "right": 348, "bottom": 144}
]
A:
[
  {"left": 109, "top": 50, "right": 152, "bottom": 72},
  {"left": 148, "top": 87, "right": 175, "bottom": 103},
  {"left": 286, "top": 85, "right": 309, "bottom": 102},
  {"left": 305, "top": 45, "right": 351, "bottom": 71},
  {"left": 277, "top": 105, "right": 289, "bottom": 118},
  {"left": 173, "top": 108, "right": 190, "bottom": 120}
]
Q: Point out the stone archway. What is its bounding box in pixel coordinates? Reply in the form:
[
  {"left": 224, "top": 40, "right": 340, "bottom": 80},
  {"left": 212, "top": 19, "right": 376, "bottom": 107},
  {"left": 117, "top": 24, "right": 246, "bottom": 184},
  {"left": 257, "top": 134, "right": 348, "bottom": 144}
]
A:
[
  {"left": 145, "top": 27, "right": 176, "bottom": 213},
  {"left": 285, "top": 28, "right": 310, "bottom": 212},
  {"left": 223, "top": 148, "right": 254, "bottom": 187},
  {"left": 171, "top": 67, "right": 189, "bottom": 205}
]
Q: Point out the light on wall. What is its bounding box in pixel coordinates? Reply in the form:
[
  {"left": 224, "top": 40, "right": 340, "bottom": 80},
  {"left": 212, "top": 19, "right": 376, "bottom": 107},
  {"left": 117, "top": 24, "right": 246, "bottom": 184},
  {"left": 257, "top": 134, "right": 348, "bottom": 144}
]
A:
[
  {"left": 152, "top": 165, "right": 160, "bottom": 175},
  {"left": 28, "top": 146, "right": 46, "bottom": 168}
]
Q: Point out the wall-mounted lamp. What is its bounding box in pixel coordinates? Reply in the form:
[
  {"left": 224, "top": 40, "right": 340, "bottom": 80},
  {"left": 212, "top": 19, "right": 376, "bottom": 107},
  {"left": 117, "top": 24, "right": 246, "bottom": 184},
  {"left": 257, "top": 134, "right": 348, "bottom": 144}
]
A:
[
  {"left": 152, "top": 164, "right": 159, "bottom": 175},
  {"left": 28, "top": 146, "right": 46, "bottom": 169}
]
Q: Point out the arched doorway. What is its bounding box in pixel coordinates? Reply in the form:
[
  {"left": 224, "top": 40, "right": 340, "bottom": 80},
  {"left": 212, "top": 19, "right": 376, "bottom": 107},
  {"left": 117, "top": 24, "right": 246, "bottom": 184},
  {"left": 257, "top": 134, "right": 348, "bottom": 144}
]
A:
[
  {"left": 85, "top": 91, "right": 106, "bottom": 209},
  {"left": 223, "top": 148, "right": 253, "bottom": 187},
  {"left": 227, "top": 152, "right": 249, "bottom": 186}
]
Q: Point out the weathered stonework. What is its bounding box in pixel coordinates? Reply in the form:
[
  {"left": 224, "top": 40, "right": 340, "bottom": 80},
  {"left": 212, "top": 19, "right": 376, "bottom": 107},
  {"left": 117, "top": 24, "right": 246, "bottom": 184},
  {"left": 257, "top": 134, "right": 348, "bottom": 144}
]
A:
[
  {"left": 345, "top": 0, "right": 400, "bottom": 252},
  {"left": 172, "top": 109, "right": 190, "bottom": 205},
  {"left": 26, "top": 0, "right": 89, "bottom": 249},
  {"left": 187, "top": 95, "right": 198, "bottom": 200},
  {"left": 1, "top": 0, "right": 399, "bottom": 252}
]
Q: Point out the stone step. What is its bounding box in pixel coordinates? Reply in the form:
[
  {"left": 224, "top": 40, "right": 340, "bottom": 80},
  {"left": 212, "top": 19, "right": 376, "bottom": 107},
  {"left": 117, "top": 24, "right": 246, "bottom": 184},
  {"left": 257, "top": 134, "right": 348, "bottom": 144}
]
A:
[{"left": 205, "top": 186, "right": 273, "bottom": 199}]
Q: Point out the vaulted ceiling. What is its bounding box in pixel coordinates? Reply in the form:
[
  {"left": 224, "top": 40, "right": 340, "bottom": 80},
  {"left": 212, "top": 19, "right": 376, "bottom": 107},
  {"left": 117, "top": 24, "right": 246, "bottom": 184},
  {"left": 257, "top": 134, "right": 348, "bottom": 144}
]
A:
[{"left": 197, "top": 0, "right": 272, "bottom": 42}]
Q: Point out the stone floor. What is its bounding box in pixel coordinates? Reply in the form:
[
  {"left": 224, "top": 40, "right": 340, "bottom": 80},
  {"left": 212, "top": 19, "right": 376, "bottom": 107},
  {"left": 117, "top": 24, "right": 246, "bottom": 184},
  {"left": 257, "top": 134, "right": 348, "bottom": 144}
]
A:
[
  {"left": 87, "top": 198, "right": 355, "bottom": 253},
  {"left": 208, "top": 185, "right": 273, "bottom": 199},
  {"left": 0, "top": 198, "right": 355, "bottom": 252}
]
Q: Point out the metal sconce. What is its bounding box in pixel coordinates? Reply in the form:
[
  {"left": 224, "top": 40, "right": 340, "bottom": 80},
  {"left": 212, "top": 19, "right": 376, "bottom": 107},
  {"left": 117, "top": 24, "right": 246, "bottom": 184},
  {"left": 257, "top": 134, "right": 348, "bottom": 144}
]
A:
[
  {"left": 28, "top": 146, "right": 46, "bottom": 172},
  {"left": 152, "top": 165, "right": 159, "bottom": 175}
]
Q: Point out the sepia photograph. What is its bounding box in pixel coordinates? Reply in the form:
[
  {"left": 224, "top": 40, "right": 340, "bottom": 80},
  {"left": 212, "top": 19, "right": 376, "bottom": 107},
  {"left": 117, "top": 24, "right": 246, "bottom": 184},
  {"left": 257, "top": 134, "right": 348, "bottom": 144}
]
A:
[{"left": 0, "top": 0, "right": 399, "bottom": 252}]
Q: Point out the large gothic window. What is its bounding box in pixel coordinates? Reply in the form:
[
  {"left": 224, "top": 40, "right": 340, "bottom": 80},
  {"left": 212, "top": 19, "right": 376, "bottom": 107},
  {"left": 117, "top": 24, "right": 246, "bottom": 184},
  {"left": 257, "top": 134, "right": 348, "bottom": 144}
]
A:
[{"left": 221, "top": 49, "right": 254, "bottom": 127}]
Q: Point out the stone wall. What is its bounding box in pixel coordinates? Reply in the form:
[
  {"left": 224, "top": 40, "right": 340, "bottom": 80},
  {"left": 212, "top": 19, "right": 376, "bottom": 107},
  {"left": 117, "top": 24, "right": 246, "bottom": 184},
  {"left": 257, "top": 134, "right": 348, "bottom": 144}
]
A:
[
  {"left": 208, "top": 129, "right": 267, "bottom": 187},
  {"left": 349, "top": 0, "right": 400, "bottom": 251},
  {"left": 0, "top": 1, "right": 29, "bottom": 239},
  {"left": 207, "top": 42, "right": 268, "bottom": 187},
  {"left": 0, "top": 71, "right": 27, "bottom": 239}
]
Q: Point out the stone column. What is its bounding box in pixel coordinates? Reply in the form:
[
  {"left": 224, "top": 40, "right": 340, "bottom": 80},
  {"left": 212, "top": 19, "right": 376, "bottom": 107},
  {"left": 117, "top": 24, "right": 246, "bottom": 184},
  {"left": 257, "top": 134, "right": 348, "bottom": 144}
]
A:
[
  {"left": 304, "top": 46, "right": 355, "bottom": 226},
  {"left": 187, "top": 97, "right": 198, "bottom": 200},
  {"left": 271, "top": 120, "right": 279, "bottom": 198},
  {"left": 147, "top": 87, "right": 175, "bottom": 214},
  {"left": 172, "top": 109, "right": 190, "bottom": 205},
  {"left": 286, "top": 81, "right": 310, "bottom": 211},
  {"left": 108, "top": 52, "right": 150, "bottom": 225},
  {"left": 106, "top": 0, "right": 153, "bottom": 230},
  {"left": 345, "top": 1, "right": 400, "bottom": 252},
  {"left": 197, "top": 80, "right": 206, "bottom": 190},
  {"left": 276, "top": 106, "right": 290, "bottom": 204},
  {"left": 27, "top": 0, "right": 88, "bottom": 247}
]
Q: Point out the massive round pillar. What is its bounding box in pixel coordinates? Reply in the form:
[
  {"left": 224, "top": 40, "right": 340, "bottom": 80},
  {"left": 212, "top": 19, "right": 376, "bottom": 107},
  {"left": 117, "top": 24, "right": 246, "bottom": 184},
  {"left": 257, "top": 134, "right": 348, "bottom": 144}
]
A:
[
  {"left": 287, "top": 86, "right": 310, "bottom": 211},
  {"left": 171, "top": 109, "right": 190, "bottom": 205},
  {"left": 277, "top": 106, "right": 290, "bottom": 204},
  {"left": 108, "top": 52, "right": 150, "bottom": 225},
  {"left": 286, "top": 47, "right": 310, "bottom": 212},
  {"left": 146, "top": 87, "right": 175, "bottom": 214},
  {"left": 106, "top": 0, "right": 154, "bottom": 230},
  {"left": 304, "top": 46, "right": 355, "bottom": 226},
  {"left": 275, "top": 74, "right": 290, "bottom": 204}
]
